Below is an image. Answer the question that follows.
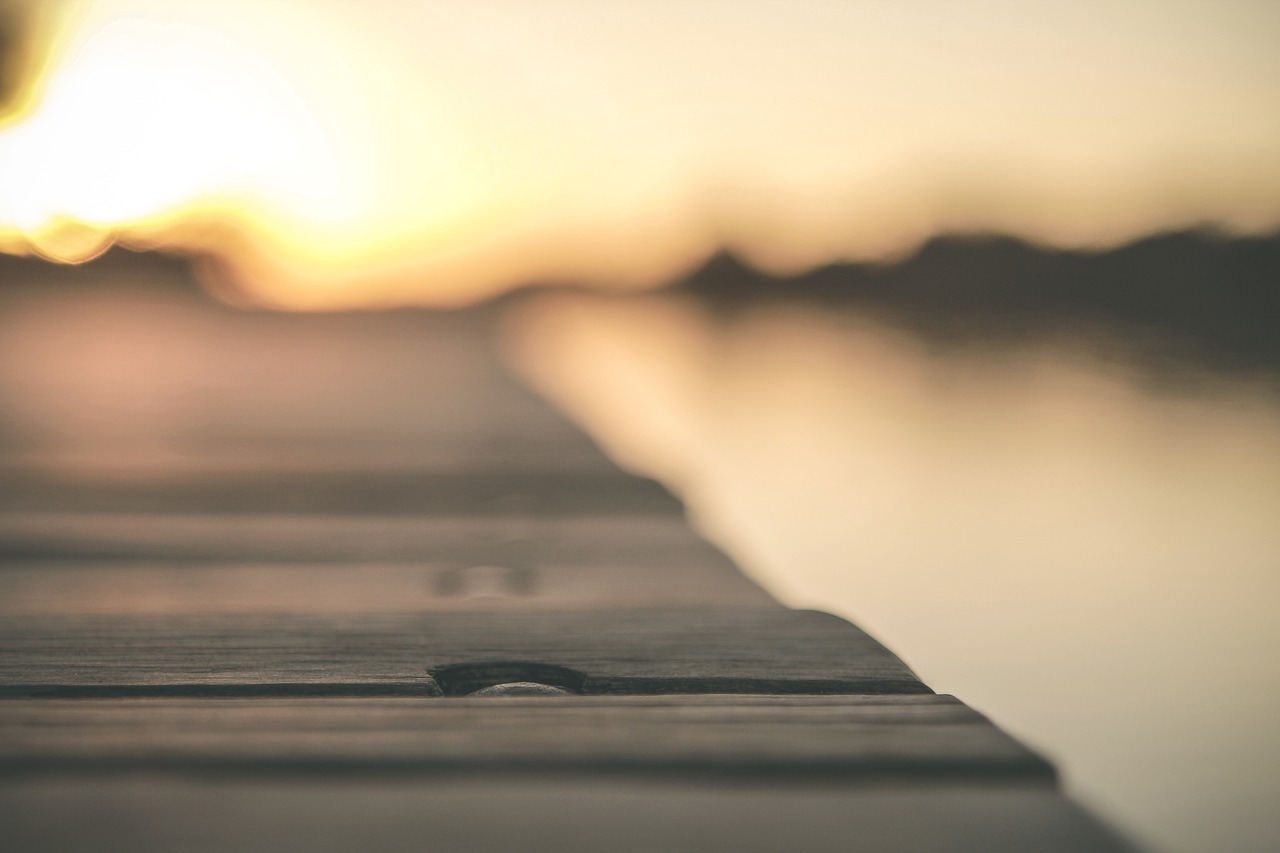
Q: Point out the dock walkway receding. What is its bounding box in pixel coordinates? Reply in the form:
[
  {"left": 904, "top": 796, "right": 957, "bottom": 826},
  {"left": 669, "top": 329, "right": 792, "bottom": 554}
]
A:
[{"left": 0, "top": 265, "right": 1138, "bottom": 851}]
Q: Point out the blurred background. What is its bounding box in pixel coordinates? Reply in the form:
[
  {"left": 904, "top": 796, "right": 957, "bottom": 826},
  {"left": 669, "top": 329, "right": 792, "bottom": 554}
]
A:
[{"left": 1, "top": 2, "right": 1278, "bottom": 851}]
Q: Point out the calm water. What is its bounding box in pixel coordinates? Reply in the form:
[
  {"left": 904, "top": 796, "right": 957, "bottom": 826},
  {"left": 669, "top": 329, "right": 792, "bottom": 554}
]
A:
[{"left": 509, "top": 292, "right": 1280, "bottom": 853}]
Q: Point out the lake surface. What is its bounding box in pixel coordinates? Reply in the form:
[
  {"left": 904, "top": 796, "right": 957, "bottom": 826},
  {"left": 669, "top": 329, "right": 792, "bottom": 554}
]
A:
[{"left": 509, "top": 291, "right": 1280, "bottom": 853}]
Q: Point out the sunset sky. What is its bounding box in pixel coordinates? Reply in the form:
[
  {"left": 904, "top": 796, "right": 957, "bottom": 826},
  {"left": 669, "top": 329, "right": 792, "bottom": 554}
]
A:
[{"left": 1, "top": 0, "right": 1277, "bottom": 305}]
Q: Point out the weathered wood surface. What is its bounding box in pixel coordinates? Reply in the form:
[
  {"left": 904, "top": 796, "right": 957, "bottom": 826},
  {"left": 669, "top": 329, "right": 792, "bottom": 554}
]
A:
[
  {"left": 0, "top": 507, "right": 757, "bottom": 573},
  {"left": 0, "top": 695, "right": 1052, "bottom": 782},
  {"left": 0, "top": 779, "right": 1140, "bottom": 853},
  {"left": 0, "top": 512, "right": 725, "bottom": 565},
  {"left": 0, "top": 608, "right": 927, "bottom": 696},
  {"left": 0, "top": 274, "right": 617, "bottom": 475},
  {"left": 0, "top": 560, "right": 775, "bottom": 613},
  {"left": 0, "top": 469, "right": 684, "bottom": 515},
  {"left": 0, "top": 515, "right": 775, "bottom": 610},
  {"left": 0, "top": 263, "right": 1138, "bottom": 852}
]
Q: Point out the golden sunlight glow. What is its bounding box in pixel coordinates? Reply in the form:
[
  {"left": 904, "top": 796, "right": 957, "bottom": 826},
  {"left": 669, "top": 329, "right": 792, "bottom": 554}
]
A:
[
  {"left": 0, "top": 16, "right": 346, "bottom": 261},
  {"left": 1, "top": 0, "right": 1279, "bottom": 305}
]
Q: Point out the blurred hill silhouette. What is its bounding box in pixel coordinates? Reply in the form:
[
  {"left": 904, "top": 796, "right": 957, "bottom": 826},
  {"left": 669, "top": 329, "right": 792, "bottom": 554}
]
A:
[
  {"left": 676, "top": 230, "right": 1280, "bottom": 381},
  {"left": 0, "top": 247, "right": 202, "bottom": 293},
  {"left": 1, "top": 228, "right": 1277, "bottom": 381}
]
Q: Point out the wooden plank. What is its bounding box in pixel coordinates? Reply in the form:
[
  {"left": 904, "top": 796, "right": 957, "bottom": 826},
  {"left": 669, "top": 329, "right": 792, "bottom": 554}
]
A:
[
  {"left": 0, "top": 283, "right": 621, "bottom": 474},
  {"left": 0, "top": 561, "right": 775, "bottom": 614},
  {"left": 0, "top": 608, "right": 928, "bottom": 696},
  {"left": 0, "top": 513, "right": 746, "bottom": 571},
  {"left": 0, "top": 695, "right": 1051, "bottom": 783},
  {"left": 0, "top": 778, "right": 1140, "bottom": 853},
  {"left": 0, "top": 470, "right": 683, "bottom": 516},
  {"left": 0, "top": 512, "right": 777, "bottom": 610}
]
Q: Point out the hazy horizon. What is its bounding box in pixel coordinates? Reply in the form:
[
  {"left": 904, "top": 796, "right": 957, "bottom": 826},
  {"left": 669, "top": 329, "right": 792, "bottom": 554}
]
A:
[{"left": 1, "top": 0, "right": 1278, "bottom": 306}]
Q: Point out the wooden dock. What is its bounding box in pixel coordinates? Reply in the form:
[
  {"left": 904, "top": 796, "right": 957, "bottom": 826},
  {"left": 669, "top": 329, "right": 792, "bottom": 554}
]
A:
[{"left": 0, "top": 261, "right": 1139, "bottom": 851}]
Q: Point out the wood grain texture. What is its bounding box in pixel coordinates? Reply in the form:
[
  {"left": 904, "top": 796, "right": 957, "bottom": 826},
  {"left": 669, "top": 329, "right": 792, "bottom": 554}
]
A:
[
  {"left": 0, "top": 778, "right": 1141, "bottom": 853},
  {"left": 0, "top": 695, "right": 1051, "bottom": 782},
  {"left": 0, "top": 561, "right": 775, "bottom": 614},
  {"left": 0, "top": 607, "right": 928, "bottom": 696},
  {"left": 0, "top": 513, "right": 726, "bottom": 565},
  {"left": 0, "top": 516, "right": 776, "bottom": 612},
  {"left": 0, "top": 470, "right": 683, "bottom": 516}
]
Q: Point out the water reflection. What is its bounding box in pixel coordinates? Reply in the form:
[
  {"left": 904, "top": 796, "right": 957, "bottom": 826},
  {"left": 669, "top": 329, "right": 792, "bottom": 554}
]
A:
[{"left": 508, "top": 291, "right": 1280, "bottom": 853}]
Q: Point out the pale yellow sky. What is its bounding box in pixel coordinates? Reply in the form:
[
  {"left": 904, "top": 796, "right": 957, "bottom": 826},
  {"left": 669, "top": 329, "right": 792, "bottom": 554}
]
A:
[{"left": 1, "top": 0, "right": 1278, "bottom": 305}]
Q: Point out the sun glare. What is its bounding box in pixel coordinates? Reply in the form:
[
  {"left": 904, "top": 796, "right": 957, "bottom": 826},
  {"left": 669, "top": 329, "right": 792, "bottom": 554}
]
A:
[
  {"left": 0, "top": 0, "right": 1277, "bottom": 306},
  {"left": 0, "top": 9, "right": 356, "bottom": 264}
]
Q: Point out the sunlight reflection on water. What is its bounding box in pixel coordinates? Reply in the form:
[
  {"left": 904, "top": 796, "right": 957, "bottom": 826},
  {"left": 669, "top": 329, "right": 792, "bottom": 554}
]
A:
[{"left": 507, "top": 292, "right": 1280, "bottom": 853}]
